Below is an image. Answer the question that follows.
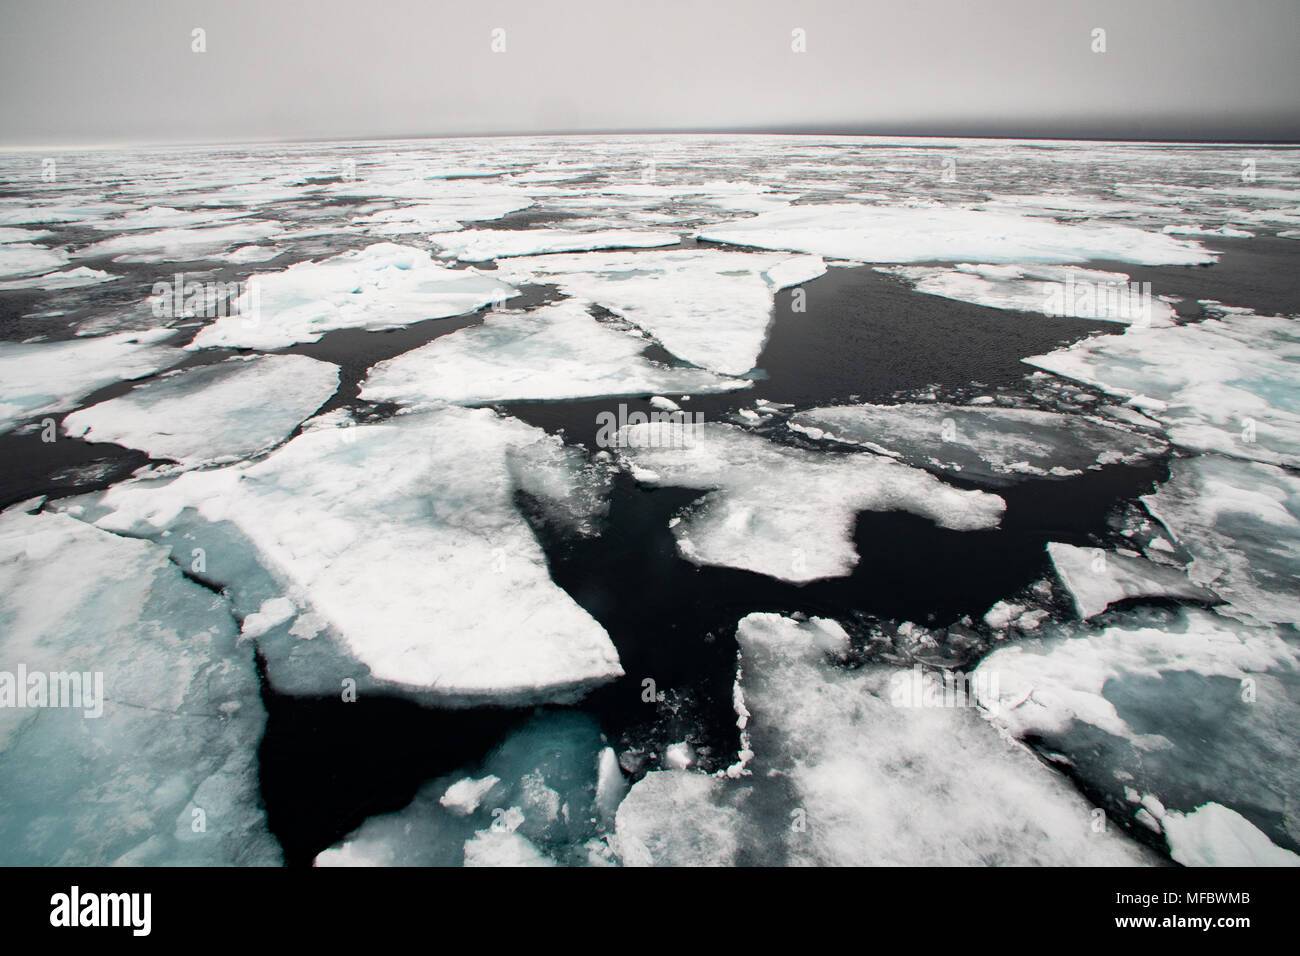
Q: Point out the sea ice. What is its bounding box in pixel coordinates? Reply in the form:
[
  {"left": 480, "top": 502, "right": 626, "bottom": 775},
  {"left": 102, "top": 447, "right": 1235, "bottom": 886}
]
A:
[
  {"left": 0, "top": 511, "right": 279, "bottom": 865},
  {"left": 877, "top": 263, "right": 1178, "bottom": 325},
  {"left": 1162, "top": 803, "right": 1300, "bottom": 867},
  {"left": 75, "top": 221, "right": 280, "bottom": 262},
  {"left": 976, "top": 607, "right": 1300, "bottom": 860},
  {"left": 429, "top": 228, "right": 678, "bottom": 260},
  {"left": 0, "top": 242, "right": 68, "bottom": 277},
  {"left": 70, "top": 405, "right": 622, "bottom": 703},
  {"left": 0, "top": 266, "right": 119, "bottom": 291},
  {"left": 614, "top": 613, "right": 1153, "bottom": 866},
  {"left": 187, "top": 243, "right": 519, "bottom": 350},
  {"left": 696, "top": 204, "right": 1215, "bottom": 265},
  {"left": 1046, "top": 542, "right": 1217, "bottom": 619},
  {"left": 1141, "top": 455, "right": 1300, "bottom": 625},
  {"left": 360, "top": 300, "right": 749, "bottom": 406},
  {"left": 0, "top": 329, "right": 181, "bottom": 435},
  {"left": 1025, "top": 305, "right": 1300, "bottom": 468},
  {"left": 63, "top": 354, "right": 339, "bottom": 467},
  {"left": 492, "top": 249, "right": 827, "bottom": 375},
  {"left": 614, "top": 420, "right": 1005, "bottom": 582},
  {"left": 789, "top": 403, "right": 1164, "bottom": 484}
]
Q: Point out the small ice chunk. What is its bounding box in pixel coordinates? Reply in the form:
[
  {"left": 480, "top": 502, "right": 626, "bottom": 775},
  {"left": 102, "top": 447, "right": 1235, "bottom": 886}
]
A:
[
  {"left": 440, "top": 775, "right": 501, "bottom": 815},
  {"left": 241, "top": 596, "right": 296, "bottom": 639}
]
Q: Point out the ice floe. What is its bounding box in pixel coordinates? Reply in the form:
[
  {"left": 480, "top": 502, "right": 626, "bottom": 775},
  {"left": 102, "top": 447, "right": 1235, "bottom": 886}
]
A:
[
  {"left": 789, "top": 402, "right": 1164, "bottom": 484},
  {"left": 0, "top": 242, "right": 68, "bottom": 278},
  {"left": 877, "top": 263, "right": 1178, "bottom": 326},
  {"left": 696, "top": 204, "right": 1215, "bottom": 265},
  {"left": 360, "top": 300, "right": 749, "bottom": 406},
  {"left": 70, "top": 405, "right": 622, "bottom": 703},
  {"left": 0, "top": 266, "right": 119, "bottom": 291},
  {"left": 1141, "top": 455, "right": 1300, "bottom": 625},
  {"left": 0, "top": 329, "right": 181, "bottom": 434},
  {"left": 188, "top": 243, "right": 519, "bottom": 350},
  {"left": 1045, "top": 541, "right": 1216, "bottom": 619},
  {"left": 976, "top": 607, "right": 1299, "bottom": 860},
  {"left": 614, "top": 613, "right": 1153, "bottom": 865},
  {"left": 63, "top": 354, "right": 339, "bottom": 468},
  {"left": 0, "top": 511, "right": 279, "bottom": 865},
  {"left": 492, "top": 249, "right": 827, "bottom": 375},
  {"left": 614, "top": 421, "right": 1005, "bottom": 582},
  {"left": 75, "top": 221, "right": 280, "bottom": 262},
  {"left": 1025, "top": 305, "right": 1300, "bottom": 468},
  {"left": 429, "top": 228, "right": 678, "bottom": 260}
]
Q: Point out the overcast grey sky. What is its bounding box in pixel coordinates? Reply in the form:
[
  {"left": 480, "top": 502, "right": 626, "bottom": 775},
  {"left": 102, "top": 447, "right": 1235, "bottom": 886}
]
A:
[{"left": 1, "top": 0, "right": 1297, "bottom": 146}]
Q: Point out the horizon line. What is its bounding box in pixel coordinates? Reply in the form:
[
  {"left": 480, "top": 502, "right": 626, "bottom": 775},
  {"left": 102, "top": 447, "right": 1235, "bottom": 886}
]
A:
[{"left": 2, "top": 126, "right": 1299, "bottom": 153}]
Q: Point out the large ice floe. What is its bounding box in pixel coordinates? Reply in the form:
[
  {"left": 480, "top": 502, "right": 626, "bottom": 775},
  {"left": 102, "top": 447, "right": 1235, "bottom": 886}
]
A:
[
  {"left": 976, "top": 607, "right": 1300, "bottom": 864},
  {"left": 614, "top": 614, "right": 1153, "bottom": 865},
  {"left": 877, "top": 263, "right": 1178, "bottom": 326},
  {"left": 62, "top": 354, "right": 339, "bottom": 468},
  {"left": 491, "top": 249, "right": 827, "bottom": 375},
  {"left": 315, "top": 712, "right": 619, "bottom": 866},
  {"left": 360, "top": 300, "right": 749, "bottom": 406},
  {"left": 696, "top": 204, "right": 1216, "bottom": 265},
  {"left": 187, "top": 243, "right": 519, "bottom": 350},
  {"left": 1025, "top": 304, "right": 1300, "bottom": 468},
  {"left": 429, "top": 228, "right": 678, "bottom": 260},
  {"left": 64, "top": 405, "right": 622, "bottom": 703},
  {"left": 1141, "top": 455, "right": 1300, "bottom": 626},
  {"left": 788, "top": 403, "right": 1164, "bottom": 484},
  {"left": 613, "top": 421, "right": 1005, "bottom": 583},
  {"left": 0, "top": 511, "right": 279, "bottom": 865},
  {"left": 0, "top": 329, "right": 181, "bottom": 435},
  {"left": 1045, "top": 542, "right": 1216, "bottom": 620}
]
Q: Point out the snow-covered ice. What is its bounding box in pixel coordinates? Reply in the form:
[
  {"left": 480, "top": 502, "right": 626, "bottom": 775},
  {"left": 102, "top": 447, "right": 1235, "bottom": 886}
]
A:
[
  {"left": 188, "top": 243, "right": 519, "bottom": 350},
  {"left": 360, "top": 300, "right": 749, "bottom": 406},
  {"left": 492, "top": 249, "right": 827, "bottom": 375},
  {"left": 0, "top": 329, "right": 181, "bottom": 435},
  {"left": 1046, "top": 541, "right": 1217, "bottom": 619},
  {"left": 790, "top": 402, "right": 1164, "bottom": 483},
  {"left": 1025, "top": 305, "right": 1300, "bottom": 468},
  {"left": 697, "top": 204, "right": 1216, "bottom": 265},
  {"left": 63, "top": 354, "right": 339, "bottom": 467},
  {"left": 878, "top": 263, "right": 1178, "bottom": 325},
  {"left": 976, "top": 607, "right": 1300, "bottom": 859},
  {"left": 71, "top": 405, "right": 622, "bottom": 703},
  {"left": 614, "top": 613, "right": 1153, "bottom": 866},
  {"left": 614, "top": 420, "right": 1005, "bottom": 582},
  {"left": 75, "top": 221, "right": 281, "bottom": 262},
  {"left": 1141, "top": 455, "right": 1300, "bottom": 625}
]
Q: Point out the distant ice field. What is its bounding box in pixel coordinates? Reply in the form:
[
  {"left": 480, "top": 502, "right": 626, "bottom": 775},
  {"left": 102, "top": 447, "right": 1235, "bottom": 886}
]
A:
[{"left": 0, "top": 134, "right": 1297, "bottom": 867}]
